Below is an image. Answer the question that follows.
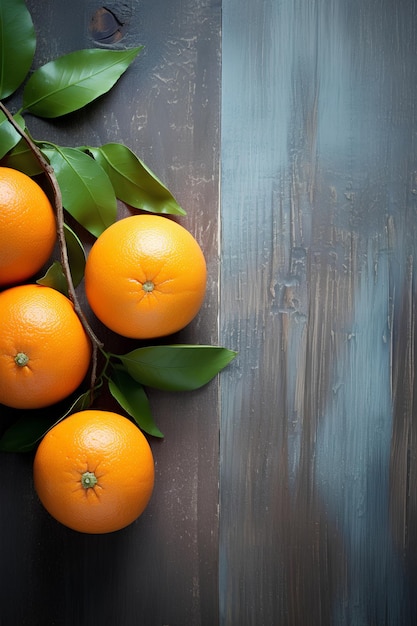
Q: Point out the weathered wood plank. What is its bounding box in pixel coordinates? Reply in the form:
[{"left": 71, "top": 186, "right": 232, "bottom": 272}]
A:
[
  {"left": 0, "top": 1, "right": 221, "bottom": 624},
  {"left": 220, "top": 0, "right": 417, "bottom": 624}
]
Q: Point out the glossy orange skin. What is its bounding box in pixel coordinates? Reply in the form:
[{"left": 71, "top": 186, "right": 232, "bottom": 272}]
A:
[
  {"left": 33, "top": 410, "right": 155, "bottom": 534},
  {"left": 0, "top": 167, "right": 56, "bottom": 286},
  {"left": 0, "top": 284, "right": 91, "bottom": 409},
  {"left": 84, "top": 214, "right": 207, "bottom": 339}
]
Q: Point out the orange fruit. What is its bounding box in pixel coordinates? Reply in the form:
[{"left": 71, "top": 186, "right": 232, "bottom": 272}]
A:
[
  {"left": 0, "top": 284, "right": 91, "bottom": 409},
  {"left": 33, "top": 410, "right": 155, "bottom": 534},
  {"left": 84, "top": 214, "right": 207, "bottom": 339},
  {"left": 0, "top": 167, "right": 56, "bottom": 286}
]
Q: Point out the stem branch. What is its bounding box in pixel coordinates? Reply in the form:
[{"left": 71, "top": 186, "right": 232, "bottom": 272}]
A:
[{"left": 0, "top": 101, "right": 103, "bottom": 391}]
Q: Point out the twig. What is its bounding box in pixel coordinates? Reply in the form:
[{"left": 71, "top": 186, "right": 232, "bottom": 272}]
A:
[{"left": 0, "top": 101, "right": 103, "bottom": 391}]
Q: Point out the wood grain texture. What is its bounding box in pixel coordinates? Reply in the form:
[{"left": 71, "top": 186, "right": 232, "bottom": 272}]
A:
[
  {"left": 2, "top": 0, "right": 417, "bottom": 624},
  {"left": 220, "top": 0, "right": 417, "bottom": 624},
  {"left": 0, "top": 1, "right": 221, "bottom": 624}
]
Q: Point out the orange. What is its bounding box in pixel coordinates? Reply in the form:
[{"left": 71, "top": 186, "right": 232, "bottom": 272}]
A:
[
  {"left": 85, "top": 214, "right": 207, "bottom": 339},
  {"left": 0, "top": 284, "right": 91, "bottom": 409},
  {"left": 0, "top": 167, "right": 56, "bottom": 286},
  {"left": 33, "top": 410, "right": 155, "bottom": 534}
]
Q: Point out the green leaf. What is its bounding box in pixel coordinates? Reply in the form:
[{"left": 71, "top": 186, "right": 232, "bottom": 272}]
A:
[
  {"left": 0, "top": 138, "right": 43, "bottom": 176},
  {"left": 43, "top": 146, "right": 117, "bottom": 236},
  {"left": 117, "top": 345, "right": 237, "bottom": 391},
  {"left": 0, "top": 413, "right": 59, "bottom": 453},
  {"left": 35, "top": 222, "right": 86, "bottom": 292},
  {"left": 0, "top": 113, "right": 25, "bottom": 159},
  {"left": 37, "top": 260, "right": 68, "bottom": 294},
  {"left": 23, "top": 47, "right": 143, "bottom": 118},
  {"left": 0, "top": 389, "right": 92, "bottom": 453},
  {"left": 89, "top": 143, "right": 186, "bottom": 216},
  {"left": 0, "top": 0, "right": 36, "bottom": 98},
  {"left": 108, "top": 367, "right": 164, "bottom": 438}
]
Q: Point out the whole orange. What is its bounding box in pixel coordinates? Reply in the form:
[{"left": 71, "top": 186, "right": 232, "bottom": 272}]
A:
[
  {"left": 0, "top": 284, "right": 91, "bottom": 409},
  {"left": 84, "top": 214, "right": 207, "bottom": 339},
  {"left": 33, "top": 410, "right": 155, "bottom": 534},
  {"left": 0, "top": 167, "right": 56, "bottom": 286}
]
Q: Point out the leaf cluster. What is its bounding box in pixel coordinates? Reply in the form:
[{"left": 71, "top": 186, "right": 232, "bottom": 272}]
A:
[{"left": 0, "top": 0, "right": 236, "bottom": 451}]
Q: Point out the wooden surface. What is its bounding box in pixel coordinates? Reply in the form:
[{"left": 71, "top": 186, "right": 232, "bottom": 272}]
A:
[
  {"left": 1, "top": 0, "right": 417, "bottom": 624},
  {"left": 1, "top": 1, "right": 221, "bottom": 625},
  {"left": 220, "top": 0, "right": 417, "bottom": 624}
]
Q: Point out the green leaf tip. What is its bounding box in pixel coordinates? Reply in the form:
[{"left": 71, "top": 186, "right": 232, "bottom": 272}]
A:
[
  {"left": 0, "top": 389, "right": 92, "bottom": 453},
  {"left": 0, "top": 113, "right": 26, "bottom": 159},
  {"left": 37, "top": 261, "right": 69, "bottom": 295},
  {"left": 117, "top": 345, "right": 237, "bottom": 392},
  {"left": 23, "top": 46, "right": 143, "bottom": 118},
  {"left": 88, "top": 143, "right": 186, "bottom": 216},
  {"left": 108, "top": 367, "right": 164, "bottom": 438}
]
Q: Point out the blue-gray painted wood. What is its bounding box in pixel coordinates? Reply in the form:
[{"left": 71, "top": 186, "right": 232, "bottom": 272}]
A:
[{"left": 220, "top": 0, "right": 417, "bottom": 624}]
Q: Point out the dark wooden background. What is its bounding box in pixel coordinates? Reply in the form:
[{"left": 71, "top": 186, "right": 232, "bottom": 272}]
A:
[{"left": 1, "top": 0, "right": 417, "bottom": 624}]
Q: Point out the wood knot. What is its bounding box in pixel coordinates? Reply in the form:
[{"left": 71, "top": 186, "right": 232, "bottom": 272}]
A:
[{"left": 89, "top": 5, "right": 131, "bottom": 44}]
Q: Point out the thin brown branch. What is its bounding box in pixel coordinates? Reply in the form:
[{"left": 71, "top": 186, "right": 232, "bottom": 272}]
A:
[{"left": 0, "top": 101, "right": 103, "bottom": 392}]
